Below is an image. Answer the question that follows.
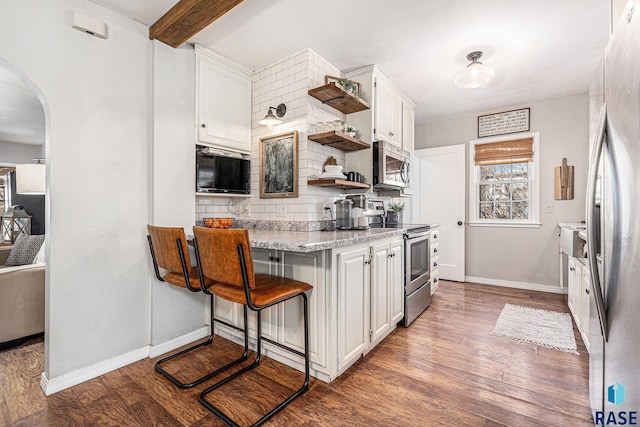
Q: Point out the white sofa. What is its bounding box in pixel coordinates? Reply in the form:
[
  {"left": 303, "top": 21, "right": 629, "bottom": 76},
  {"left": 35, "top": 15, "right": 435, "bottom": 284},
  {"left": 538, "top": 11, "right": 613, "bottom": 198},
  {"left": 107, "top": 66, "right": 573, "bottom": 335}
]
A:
[{"left": 0, "top": 245, "right": 45, "bottom": 347}]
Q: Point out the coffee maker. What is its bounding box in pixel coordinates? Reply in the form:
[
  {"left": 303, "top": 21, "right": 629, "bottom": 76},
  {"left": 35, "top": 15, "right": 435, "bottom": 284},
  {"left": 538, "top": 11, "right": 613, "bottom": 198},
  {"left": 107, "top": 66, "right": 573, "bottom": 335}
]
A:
[{"left": 346, "top": 195, "right": 368, "bottom": 228}]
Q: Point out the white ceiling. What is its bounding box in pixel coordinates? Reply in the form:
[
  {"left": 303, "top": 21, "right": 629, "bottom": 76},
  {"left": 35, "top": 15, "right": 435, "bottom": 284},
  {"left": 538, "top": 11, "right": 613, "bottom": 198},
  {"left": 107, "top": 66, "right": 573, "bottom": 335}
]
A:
[
  {"left": 0, "top": 67, "right": 45, "bottom": 146},
  {"left": 0, "top": 1, "right": 601, "bottom": 140},
  {"left": 91, "top": 0, "right": 610, "bottom": 123}
]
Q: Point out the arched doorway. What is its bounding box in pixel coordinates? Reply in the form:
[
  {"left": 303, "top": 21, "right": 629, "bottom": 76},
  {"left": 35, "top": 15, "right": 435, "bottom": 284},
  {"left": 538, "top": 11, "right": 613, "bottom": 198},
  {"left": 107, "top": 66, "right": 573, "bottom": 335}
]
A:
[{"left": 0, "top": 58, "right": 49, "bottom": 374}]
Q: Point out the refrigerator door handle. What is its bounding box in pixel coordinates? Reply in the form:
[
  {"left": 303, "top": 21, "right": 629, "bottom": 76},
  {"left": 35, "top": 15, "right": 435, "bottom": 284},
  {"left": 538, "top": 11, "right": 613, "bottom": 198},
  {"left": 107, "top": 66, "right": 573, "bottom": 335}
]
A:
[{"left": 586, "top": 104, "right": 609, "bottom": 342}]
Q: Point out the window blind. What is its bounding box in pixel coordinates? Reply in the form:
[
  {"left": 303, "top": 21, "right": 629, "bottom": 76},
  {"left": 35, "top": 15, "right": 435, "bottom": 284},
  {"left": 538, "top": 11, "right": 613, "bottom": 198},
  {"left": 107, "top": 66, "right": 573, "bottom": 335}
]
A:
[{"left": 474, "top": 138, "right": 534, "bottom": 166}]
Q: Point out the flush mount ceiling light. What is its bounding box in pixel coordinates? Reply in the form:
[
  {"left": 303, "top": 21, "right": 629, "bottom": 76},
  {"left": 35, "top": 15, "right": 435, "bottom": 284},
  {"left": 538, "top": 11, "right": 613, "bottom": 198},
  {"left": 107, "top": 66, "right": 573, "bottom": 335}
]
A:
[
  {"left": 16, "top": 158, "right": 45, "bottom": 195},
  {"left": 454, "top": 51, "right": 495, "bottom": 89},
  {"left": 258, "top": 103, "right": 286, "bottom": 130}
]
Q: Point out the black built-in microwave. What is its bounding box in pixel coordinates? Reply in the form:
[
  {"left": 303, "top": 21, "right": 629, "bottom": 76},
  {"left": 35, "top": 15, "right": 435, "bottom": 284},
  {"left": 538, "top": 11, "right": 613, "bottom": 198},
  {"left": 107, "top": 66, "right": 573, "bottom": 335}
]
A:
[{"left": 196, "top": 148, "right": 250, "bottom": 194}]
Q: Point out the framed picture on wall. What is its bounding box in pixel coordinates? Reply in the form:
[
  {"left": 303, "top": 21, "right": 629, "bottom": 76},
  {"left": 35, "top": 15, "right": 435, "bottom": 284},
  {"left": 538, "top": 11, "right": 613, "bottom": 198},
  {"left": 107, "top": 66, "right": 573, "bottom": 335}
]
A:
[{"left": 260, "top": 130, "right": 299, "bottom": 198}]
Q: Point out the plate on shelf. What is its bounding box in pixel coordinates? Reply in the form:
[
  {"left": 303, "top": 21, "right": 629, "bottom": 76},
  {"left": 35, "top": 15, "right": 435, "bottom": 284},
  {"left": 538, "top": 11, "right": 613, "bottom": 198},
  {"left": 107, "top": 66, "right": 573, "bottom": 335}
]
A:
[{"left": 317, "top": 172, "right": 347, "bottom": 179}]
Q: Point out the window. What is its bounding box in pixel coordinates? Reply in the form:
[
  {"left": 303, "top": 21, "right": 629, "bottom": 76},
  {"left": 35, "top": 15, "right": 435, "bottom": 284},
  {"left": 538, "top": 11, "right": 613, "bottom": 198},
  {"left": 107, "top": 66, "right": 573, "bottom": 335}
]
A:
[{"left": 468, "top": 131, "right": 540, "bottom": 227}]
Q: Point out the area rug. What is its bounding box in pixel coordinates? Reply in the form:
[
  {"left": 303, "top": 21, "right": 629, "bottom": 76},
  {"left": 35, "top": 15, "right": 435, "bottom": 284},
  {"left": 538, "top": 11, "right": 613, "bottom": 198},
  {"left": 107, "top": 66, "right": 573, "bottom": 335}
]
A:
[{"left": 492, "top": 304, "right": 579, "bottom": 354}]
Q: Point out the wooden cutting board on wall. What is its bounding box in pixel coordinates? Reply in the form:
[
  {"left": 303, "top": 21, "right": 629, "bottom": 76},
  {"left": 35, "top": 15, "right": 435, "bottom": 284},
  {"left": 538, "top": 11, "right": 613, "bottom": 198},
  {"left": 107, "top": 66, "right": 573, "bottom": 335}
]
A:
[{"left": 555, "top": 158, "right": 574, "bottom": 200}]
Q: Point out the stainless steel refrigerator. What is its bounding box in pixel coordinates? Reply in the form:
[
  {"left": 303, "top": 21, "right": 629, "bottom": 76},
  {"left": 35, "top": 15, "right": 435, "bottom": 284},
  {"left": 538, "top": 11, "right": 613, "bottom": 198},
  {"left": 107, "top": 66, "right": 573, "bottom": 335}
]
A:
[{"left": 587, "top": 0, "right": 640, "bottom": 420}]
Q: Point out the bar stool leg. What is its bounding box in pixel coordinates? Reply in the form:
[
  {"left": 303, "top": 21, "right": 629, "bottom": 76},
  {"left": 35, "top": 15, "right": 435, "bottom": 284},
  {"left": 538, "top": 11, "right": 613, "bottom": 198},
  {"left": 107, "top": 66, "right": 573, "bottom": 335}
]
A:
[
  {"left": 198, "top": 293, "right": 310, "bottom": 426},
  {"left": 155, "top": 295, "right": 250, "bottom": 389}
]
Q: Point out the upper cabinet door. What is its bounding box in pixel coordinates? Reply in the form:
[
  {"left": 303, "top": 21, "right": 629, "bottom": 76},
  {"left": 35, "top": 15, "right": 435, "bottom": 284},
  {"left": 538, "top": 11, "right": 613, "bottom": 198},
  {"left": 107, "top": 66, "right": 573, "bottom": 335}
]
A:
[
  {"left": 374, "top": 77, "right": 402, "bottom": 148},
  {"left": 197, "top": 53, "right": 251, "bottom": 153}
]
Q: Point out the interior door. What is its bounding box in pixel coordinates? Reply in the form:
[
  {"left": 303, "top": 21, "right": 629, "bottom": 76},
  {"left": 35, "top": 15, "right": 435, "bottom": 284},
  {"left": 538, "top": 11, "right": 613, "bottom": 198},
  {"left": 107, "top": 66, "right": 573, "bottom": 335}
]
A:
[{"left": 413, "top": 144, "right": 466, "bottom": 281}]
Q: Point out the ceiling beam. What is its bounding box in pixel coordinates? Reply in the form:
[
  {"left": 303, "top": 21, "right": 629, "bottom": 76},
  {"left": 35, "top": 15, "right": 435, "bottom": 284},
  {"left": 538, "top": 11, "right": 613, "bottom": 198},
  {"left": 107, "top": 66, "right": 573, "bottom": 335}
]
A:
[{"left": 149, "top": 0, "right": 244, "bottom": 48}]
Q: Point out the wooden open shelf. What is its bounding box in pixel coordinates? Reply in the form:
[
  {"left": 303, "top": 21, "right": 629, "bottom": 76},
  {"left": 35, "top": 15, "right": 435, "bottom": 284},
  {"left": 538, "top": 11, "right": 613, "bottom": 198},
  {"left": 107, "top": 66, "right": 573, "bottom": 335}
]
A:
[
  {"left": 308, "top": 131, "right": 370, "bottom": 152},
  {"left": 308, "top": 83, "right": 370, "bottom": 114},
  {"left": 307, "top": 178, "right": 370, "bottom": 190}
]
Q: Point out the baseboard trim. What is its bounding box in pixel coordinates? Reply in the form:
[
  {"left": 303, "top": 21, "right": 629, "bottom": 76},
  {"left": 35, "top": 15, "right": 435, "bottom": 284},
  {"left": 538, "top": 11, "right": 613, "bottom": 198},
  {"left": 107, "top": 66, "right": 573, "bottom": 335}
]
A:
[
  {"left": 464, "top": 276, "right": 565, "bottom": 294},
  {"left": 148, "top": 326, "right": 210, "bottom": 358},
  {"left": 40, "top": 346, "right": 149, "bottom": 396}
]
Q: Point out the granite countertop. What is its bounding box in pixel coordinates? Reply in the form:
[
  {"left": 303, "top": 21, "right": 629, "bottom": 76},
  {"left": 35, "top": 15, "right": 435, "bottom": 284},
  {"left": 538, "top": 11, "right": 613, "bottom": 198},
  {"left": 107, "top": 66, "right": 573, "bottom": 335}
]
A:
[
  {"left": 188, "top": 227, "right": 406, "bottom": 253},
  {"left": 249, "top": 228, "right": 405, "bottom": 252}
]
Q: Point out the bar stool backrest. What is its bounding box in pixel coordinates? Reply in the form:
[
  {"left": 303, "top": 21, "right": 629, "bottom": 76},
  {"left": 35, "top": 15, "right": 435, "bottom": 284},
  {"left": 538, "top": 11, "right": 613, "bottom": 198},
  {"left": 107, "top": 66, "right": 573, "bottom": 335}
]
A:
[
  {"left": 192, "top": 227, "right": 255, "bottom": 289},
  {"left": 147, "top": 225, "right": 191, "bottom": 275}
]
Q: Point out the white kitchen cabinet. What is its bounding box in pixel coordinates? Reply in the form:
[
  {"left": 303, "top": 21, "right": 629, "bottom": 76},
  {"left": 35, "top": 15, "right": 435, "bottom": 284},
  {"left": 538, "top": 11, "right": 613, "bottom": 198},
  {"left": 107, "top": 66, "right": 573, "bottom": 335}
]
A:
[
  {"left": 566, "top": 255, "right": 591, "bottom": 352},
  {"left": 370, "top": 239, "right": 405, "bottom": 336},
  {"left": 374, "top": 76, "right": 403, "bottom": 148},
  {"left": 567, "top": 256, "right": 582, "bottom": 330},
  {"left": 370, "top": 239, "right": 404, "bottom": 343},
  {"left": 344, "top": 66, "right": 416, "bottom": 158},
  {"left": 336, "top": 244, "right": 370, "bottom": 371},
  {"left": 336, "top": 237, "right": 404, "bottom": 371},
  {"left": 279, "top": 250, "right": 328, "bottom": 368},
  {"left": 196, "top": 48, "right": 251, "bottom": 153},
  {"left": 214, "top": 248, "right": 328, "bottom": 370},
  {"left": 370, "top": 241, "right": 391, "bottom": 343},
  {"left": 430, "top": 226, "right": 440, "bottom": 294},
  {"left": 390, "top": 239, "right": 405, "bottom": 324},
  {"left": 214, "top": 236, "right": 403, "bottom": 382}
]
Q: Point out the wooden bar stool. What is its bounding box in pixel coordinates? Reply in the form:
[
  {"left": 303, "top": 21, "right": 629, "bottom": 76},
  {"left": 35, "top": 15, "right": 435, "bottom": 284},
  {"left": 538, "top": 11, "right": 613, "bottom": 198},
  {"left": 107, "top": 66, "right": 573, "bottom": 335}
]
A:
[
  {"left": 146, "top": 225, "right": 250, "bottom": 388},
  {"left": 192, "top": 226, "right": 311, "bottom": 426}
]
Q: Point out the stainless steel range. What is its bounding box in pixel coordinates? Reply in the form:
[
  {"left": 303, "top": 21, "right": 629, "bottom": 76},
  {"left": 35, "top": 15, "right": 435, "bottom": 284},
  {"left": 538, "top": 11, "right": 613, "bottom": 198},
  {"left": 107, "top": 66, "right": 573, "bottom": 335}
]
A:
[
  {"left": 401, "top": 225, "right": 432, "bottom": 326},
  {"left": 372, "top": 223, "right": 432, "bottom": 326}
]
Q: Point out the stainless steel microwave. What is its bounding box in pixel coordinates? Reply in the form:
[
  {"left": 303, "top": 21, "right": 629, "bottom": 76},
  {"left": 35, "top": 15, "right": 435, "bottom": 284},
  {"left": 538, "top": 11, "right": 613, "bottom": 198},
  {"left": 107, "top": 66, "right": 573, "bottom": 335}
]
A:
[
  {"left": 372, "top": 141, "right": 410, "bottom": 189},
  {"left": 196, "top": 148, "right": 250, "bottom": 194}
]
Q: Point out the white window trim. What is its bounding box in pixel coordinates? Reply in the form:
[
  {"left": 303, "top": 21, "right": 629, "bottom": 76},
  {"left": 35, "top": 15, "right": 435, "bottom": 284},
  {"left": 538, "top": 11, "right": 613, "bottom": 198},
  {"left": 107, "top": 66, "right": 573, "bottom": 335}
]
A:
[{"left": 468, "top": 131, "right": 541, "bottom": 228}]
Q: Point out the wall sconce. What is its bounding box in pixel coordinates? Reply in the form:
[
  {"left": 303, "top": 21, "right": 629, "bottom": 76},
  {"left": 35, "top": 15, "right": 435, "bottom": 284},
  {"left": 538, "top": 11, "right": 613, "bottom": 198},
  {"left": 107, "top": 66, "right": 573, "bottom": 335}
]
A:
[
  {"left": 16, "top": 159, "right": 45, "bottom": 195},
  {"left": 258, "top": 103, "right": 286, "bottom": 130},
  {"left": 454, "top": 51, "right": 495, "bottom": 89}
]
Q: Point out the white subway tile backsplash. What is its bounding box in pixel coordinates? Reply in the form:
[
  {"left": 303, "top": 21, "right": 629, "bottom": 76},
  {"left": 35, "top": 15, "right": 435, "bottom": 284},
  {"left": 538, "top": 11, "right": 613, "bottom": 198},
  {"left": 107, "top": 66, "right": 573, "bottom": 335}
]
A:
[
  {"left": 282, "top": 58, "right": 295, "bottom": 70},
  {"left": 276, "top": 69, "right": 289, "bottom": 80},
  {"left": 196, "top": 48, "right": 362, "bottom": 224},
  {"left": 270, "top": 63, "right": 282, "bottom": 74}
]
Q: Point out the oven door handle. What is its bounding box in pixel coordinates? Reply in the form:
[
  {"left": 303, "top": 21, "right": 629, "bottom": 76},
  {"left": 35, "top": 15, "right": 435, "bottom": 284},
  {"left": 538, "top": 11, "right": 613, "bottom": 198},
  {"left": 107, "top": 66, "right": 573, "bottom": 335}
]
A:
[{"left": 406, "top": 230, "right": 430, "bottom": 239}]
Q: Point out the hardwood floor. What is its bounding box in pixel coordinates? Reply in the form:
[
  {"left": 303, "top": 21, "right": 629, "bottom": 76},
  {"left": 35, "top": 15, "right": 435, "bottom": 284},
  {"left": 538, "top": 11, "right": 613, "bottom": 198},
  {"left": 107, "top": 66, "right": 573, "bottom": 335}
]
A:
[{"left": 0, "top": 281, "right": 592, "bottom": 426}]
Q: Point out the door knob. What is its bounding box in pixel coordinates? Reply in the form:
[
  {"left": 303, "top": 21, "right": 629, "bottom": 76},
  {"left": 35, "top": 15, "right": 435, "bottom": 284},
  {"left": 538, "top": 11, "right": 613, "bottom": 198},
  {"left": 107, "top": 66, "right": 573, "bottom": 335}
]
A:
[{"left": 457, "top": 220, "right": 463, "bottom": 226}]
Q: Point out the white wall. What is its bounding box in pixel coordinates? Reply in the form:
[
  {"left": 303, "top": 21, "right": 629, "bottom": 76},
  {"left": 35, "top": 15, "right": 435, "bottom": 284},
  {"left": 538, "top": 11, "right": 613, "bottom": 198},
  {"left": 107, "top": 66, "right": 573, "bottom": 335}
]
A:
[
  {"left": 415, "top": 93, "right": 589, "bottom": 289},
  {"left": 0, "top": 142, "right": 43, "bottom": 165},
  {"left": 151, "top": 41, "right": 207, "bottom": 345},
  {"left": 1, "top": 0, "right": 152, "bottom": 381}
]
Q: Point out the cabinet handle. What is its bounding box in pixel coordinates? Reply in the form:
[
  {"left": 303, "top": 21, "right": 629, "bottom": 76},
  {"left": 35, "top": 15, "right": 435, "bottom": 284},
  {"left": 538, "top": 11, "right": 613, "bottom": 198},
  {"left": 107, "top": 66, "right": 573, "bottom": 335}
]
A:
[
  {"left": 269, "top": 256, "right": 274, "bottom": 262},
  {"left": 433, "top": 262, "right": 438, "bottom": 267},
  {"left": 570, "top": 266, "right": 575, "bottom": 271},
  {"left": 433, "top": 234, "right": 438, "bottom": 239},
  {"left": 201, "top": 123, "right": 206, "bottom": 128},
  {"left": 275, "top": 257, "right": 281, "bottom": 263},
  {"left": 434, "top": 278, "right": 438, "bottom": 282},
  {"left": 433, "top": 248, "right": 438, "bottom": 253},
  {"left": 389, "top": 132, "right": 394, "bottom": 136},
  {"left": 586, "top": 288, "right": 590, "bottom": 295}
]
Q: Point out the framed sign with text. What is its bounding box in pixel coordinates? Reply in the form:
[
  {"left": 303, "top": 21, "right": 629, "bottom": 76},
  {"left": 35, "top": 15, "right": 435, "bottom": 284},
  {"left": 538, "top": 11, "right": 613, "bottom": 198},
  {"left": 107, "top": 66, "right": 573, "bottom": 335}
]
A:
[{"left": 478, "top": 108, "right": 530, "bottom": 138}]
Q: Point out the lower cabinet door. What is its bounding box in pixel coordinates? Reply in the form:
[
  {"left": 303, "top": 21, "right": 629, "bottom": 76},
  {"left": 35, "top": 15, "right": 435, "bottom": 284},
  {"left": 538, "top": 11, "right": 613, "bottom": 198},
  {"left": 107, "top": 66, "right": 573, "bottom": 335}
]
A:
[
  {"left": 390, "top": 239, "right": 405, "bottom": 324},
  {"left": 370, "top": 242, "right": 391, "bottom": 343},
  {"left": 336, "top": 245, "right": 370, "bottom": 370},
  {"left": 279, "top": 250, "right": 327, "bottom": 367}
]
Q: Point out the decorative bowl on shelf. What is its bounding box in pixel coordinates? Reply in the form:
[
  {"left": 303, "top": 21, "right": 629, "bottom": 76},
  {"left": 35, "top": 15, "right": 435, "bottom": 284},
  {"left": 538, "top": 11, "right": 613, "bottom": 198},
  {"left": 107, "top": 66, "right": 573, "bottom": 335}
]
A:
[
  {"left": 324, "top": 165, "right": 343, "bottom": 174},
  {"left": 203, "top": 217, "right": 234, "bottom": 229}
]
